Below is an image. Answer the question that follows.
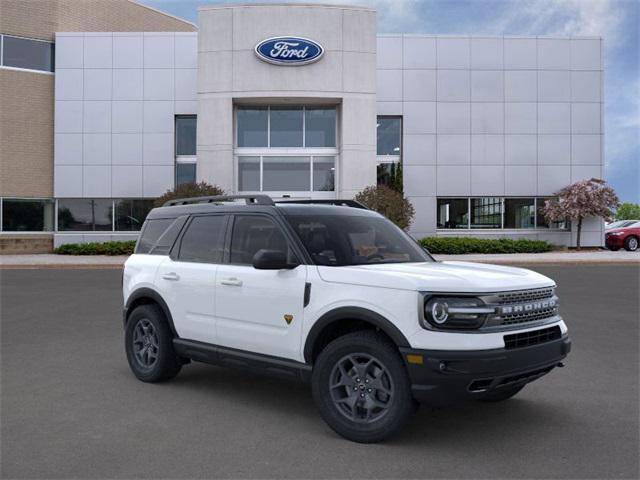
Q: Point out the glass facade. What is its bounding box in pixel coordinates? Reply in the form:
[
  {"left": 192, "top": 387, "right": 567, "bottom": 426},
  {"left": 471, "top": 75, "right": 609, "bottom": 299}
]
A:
[
  {"left": 263, "top": 156, "right": 310, "bottom": 191},
  {"left": 504, "top": 198, "right": 535, "bottom": 229},
  {"left": 57, "top": 199, "right": 112, "bottom": 231},
  {"left": 471, "top": 197, "right": 502, "bottom": 229},
  {"left": 175, "top": 115, "right": 196, "bottom": 156},
  {"left": 236, "top": 106, "right": 336, "bottom": 148},
  {"left": 376, "top": 117, "right": 402, "bottom": 191},
  {"left": 537, "top": 198, "right": 569, "bottom": 229},
  {"left": 305, "top": 107, "right": 337, "bottom": 148},
  {"left": 437, "top": 197, "right": 569, "bottom": 230},
  {"left": 312, "top": 157, "right": 336, "bottom": 192},
  {"left": 176, "top": 163, "right": 196, "bottom": 186},
  {"left": 269, "top": 107, "right": 304, "bottom": 147},
  {"left": 175, "top": 115, "right": 197, "bottom": 186},
  {"left": 237, "top": 107, "right": 268, "bottom": 147},
  {"left": 1, "top": 35, "right": 54, "bottom": 73},
  {"left": 377, "top": 117, "right": 402, "bottom": 156},
  {"left": 437, "top": 198, "right": 469, "bottom": 229},
  {"left": 114, "top": 199, "right": 155, "bottom": 231},
  {"left": 1, "top": 199, "right": 54, "bottom": 231},
  {"left": 235, "top": 106, "right": 338, "bottom": 194}
]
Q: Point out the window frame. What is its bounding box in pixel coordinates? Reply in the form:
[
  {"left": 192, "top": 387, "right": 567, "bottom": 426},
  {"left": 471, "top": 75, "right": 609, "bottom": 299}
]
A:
[{"left": 0, "top": 34, "right": 55, "bottom": 75}]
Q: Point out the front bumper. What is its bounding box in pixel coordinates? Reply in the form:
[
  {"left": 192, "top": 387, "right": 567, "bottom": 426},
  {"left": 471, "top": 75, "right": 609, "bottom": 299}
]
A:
[
  {"left": 400, "top": 334, "right": 571, "bottom": 405},
  {"left": 605, "top": 235, "right": 624, "bottom": 248}
]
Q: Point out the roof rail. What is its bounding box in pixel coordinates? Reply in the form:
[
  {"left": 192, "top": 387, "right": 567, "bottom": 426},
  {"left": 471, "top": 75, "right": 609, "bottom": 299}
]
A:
[
  {"left": 163, "top": 194, "right": 275, "bottom": 207},
  {"left": 275, "top": 199, "right": 369, "bottom": 209}
]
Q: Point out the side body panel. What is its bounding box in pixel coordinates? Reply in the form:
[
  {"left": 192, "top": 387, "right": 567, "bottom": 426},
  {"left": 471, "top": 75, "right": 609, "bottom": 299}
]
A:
[
  {"left": 215, "top": 264, "right": 308, "bottom": 360},
  {"left": 155, "top": 257, "right": 218, "bottom": 344}
]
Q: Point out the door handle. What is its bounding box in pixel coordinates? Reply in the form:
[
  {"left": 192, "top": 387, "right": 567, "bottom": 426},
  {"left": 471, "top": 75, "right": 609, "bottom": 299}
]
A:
[
  {"left": 220, "top": 277, "right": 243, "bottom": 287},
  {"left": 162, "top": 272, "right": 180, "bottom": 281}
]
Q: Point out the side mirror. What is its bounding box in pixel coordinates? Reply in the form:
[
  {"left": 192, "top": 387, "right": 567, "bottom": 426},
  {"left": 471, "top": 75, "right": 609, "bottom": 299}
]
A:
[{"left": 252, "top": 249, "right": 298, "bottom": 270}]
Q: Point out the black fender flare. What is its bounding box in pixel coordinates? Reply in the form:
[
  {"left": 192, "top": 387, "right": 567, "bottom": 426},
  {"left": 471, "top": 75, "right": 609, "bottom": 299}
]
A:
[
  {"left": 303, "top": 306, "right": 410, "bottom": 363},
  {"left": 124, "top": 288, "right": 179, "bottom": 338}
]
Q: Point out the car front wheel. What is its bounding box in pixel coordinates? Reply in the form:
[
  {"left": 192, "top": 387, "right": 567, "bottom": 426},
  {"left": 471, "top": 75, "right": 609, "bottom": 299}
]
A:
[
  {"left": 311, "top": 331, "right": 414, "bottom": 443},
  {"left": 624, "top": 236, "right": 638, "bottom": 251}
]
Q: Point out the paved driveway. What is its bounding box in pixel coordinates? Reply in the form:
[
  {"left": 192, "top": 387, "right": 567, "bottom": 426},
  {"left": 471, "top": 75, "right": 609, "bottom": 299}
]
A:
[{"left": 1, "top": 266, "right": 638, "bottom": 479}]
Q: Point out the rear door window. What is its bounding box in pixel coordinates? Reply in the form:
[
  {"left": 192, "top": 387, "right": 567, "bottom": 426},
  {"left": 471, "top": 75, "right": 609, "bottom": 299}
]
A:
[{"left": 177, "top": 215, "right": 227, "bottom": 263}]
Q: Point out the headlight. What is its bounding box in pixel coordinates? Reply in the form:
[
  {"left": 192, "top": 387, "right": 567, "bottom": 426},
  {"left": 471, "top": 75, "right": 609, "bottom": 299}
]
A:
[
  {"left": 423, "top": 296, "right": 495, "bottom": 330},
  {"left": 608, "top": 231, "right": 624, "bottom": 236}
]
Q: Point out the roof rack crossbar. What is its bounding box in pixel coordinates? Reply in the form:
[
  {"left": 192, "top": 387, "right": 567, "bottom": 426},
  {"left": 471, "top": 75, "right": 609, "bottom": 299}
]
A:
[
  {"left": 275, "top": 199, "right": 369, "bottom": 209},
  {"left": 163, "top": 194, "right": 275, "bottom": 207}
]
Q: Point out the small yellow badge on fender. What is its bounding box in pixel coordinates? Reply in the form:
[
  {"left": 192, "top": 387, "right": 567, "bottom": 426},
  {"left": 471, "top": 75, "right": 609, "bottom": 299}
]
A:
[{"left": 284, "top": 314, "right": 294, "bottom": 325}]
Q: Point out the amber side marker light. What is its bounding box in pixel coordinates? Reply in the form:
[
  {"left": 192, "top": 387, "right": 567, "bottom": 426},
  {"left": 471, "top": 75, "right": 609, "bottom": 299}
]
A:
[{"left": 406, "top": 354, "right": 424, "bottom": 365}]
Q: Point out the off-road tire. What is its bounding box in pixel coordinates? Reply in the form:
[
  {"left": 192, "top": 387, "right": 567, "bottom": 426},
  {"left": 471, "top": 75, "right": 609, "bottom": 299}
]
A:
[
  {"left": 311, "top": 330, "right": 414, "bottom": 443},
  {"left": 125, "top": 304, "right": 182, "bottom": 382}
]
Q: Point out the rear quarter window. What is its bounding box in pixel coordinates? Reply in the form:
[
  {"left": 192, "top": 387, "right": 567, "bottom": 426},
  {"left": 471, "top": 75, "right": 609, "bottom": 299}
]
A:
[{"left": 136, "top": 217, "right": 186, "bottom": 254}]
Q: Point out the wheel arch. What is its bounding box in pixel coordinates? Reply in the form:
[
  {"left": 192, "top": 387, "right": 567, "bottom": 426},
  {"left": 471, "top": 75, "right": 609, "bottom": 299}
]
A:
[
  {"left": 124, "top": 288, "right": 178, "bottom": 338},
  {"left": 303, "top": 307, "right": 410, "bottom": 364}
]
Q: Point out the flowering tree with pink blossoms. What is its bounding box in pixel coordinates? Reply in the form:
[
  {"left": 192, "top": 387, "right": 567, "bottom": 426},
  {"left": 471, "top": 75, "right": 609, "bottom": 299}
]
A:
[{"left": 543, "top": 178, "right": 619, "bottom": 250}]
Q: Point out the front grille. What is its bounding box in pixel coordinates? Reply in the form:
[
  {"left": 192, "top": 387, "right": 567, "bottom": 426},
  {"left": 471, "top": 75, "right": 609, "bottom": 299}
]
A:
[
  {"left": 501, "top": 307, "right": 558, "bottom": 325},
  {"left": 504, "top": 326, "right": 561, "bottom": 350},
  {"left": 496, "top": 287, "right": 555, "bottom": 305},
  {"left": 493, "top": 287, "right": 558, "bottom": 327}
]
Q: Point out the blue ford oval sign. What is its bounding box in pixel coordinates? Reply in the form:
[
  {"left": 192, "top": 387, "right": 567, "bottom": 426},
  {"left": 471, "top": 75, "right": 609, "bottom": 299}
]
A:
[{"left": 255, "top": 37, "right": 324, "bottom": 66}]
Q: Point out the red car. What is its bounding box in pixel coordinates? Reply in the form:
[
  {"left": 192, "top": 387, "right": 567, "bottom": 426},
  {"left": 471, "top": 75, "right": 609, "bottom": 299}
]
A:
[{"left": 605, "top": 221, "right": 640, "bottom": 251}]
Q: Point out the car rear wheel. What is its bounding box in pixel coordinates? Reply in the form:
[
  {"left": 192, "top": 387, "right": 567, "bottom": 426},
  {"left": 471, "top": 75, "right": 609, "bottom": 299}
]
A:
[
  {"left": 125, "top": 304, "right": 182, "bottom": 382},
  {"left": 311, "top": 331, "right": 414, "bottom": 443},
  {"left": 624, "top": 236, "right": 638, "bottom": 251},
  {"left": 477, "top": 385, "right": 524, "bottom": 402}
]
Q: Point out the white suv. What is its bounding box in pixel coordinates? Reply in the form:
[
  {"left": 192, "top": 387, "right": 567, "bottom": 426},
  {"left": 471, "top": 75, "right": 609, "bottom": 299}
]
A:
[{"left": 123, "top": 195, "right": 571, "bottom": 443}]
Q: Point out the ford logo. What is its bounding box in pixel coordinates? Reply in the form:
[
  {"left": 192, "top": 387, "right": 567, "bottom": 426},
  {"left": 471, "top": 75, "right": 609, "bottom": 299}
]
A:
[{"left": 255, "top": 36, "right": 324, "bottom": 66}]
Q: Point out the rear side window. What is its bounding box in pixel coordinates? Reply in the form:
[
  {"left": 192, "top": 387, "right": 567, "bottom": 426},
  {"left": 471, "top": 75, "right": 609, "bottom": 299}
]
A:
[
  {"left": 136, "top": 217, "right": 186, "bottom": 255},
  {"left": 178, "top": 215, "right": 227, "bottom": 263}
]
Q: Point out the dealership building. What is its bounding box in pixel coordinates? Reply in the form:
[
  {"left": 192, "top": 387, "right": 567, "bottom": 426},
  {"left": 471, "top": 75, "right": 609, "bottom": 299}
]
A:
[{"left": 0, "top": 1, "right": 605, "bottom": 252}]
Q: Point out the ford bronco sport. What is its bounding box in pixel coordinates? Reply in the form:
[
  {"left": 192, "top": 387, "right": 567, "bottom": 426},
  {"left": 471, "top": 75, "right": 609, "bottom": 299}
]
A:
[{"left": 122, "top": 195, "right": 571, "bottom": 443}]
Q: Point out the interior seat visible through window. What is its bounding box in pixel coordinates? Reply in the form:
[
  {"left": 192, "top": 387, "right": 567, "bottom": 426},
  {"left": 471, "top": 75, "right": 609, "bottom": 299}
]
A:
[{"left": 230, "top": 216, "right": 290, "bottom": 265}]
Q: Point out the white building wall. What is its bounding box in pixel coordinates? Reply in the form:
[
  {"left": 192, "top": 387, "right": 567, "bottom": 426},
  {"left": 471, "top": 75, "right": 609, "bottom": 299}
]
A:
[
  {"left": 378, "top": 35, "right": 604, "bottom": 246},
  {"left": 54, "top": 32, "right": 198, "bottom": 199},
  {"left": 197, "top": 4, "right": 377, "bottom": 198}
]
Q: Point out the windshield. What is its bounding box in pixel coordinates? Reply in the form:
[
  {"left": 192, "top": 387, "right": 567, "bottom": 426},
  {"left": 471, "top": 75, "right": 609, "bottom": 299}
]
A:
[
  {"left": 285, "top": 214, "right": 433, "bottom": 266},
  {"left": 607, "top": 220, "right": 636, "bottom": 229}
]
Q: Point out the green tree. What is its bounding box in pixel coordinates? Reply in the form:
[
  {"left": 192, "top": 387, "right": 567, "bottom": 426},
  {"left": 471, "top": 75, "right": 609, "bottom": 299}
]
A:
[
  {"left": 616, "top": 202, "right": 640, "bottom": 220},
  {"left": 154, "top": 182, "right": 226, "bottom": 208}
]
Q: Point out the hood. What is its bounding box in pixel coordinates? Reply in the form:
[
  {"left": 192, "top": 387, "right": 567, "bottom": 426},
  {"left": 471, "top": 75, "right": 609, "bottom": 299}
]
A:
[{"left": 317, "top": 261, "right": 555, "bottom": 293}]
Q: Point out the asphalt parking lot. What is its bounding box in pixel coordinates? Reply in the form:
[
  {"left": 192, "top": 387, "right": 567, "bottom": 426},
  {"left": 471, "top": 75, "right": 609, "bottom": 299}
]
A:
[{"left": 1, "top": 265, "right": 638, "bottom": 479}]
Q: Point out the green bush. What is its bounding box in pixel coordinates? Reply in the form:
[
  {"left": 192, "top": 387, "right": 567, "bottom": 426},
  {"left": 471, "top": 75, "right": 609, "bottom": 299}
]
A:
[
  {"left": 419, "top": 237, "right": 554, "bottom": 255},
  {"left": 54, "top": 240, "right": 136, "bottom": 256},
  {"left": 355, "top": 185, "right": 415, "bottom": 230}
]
